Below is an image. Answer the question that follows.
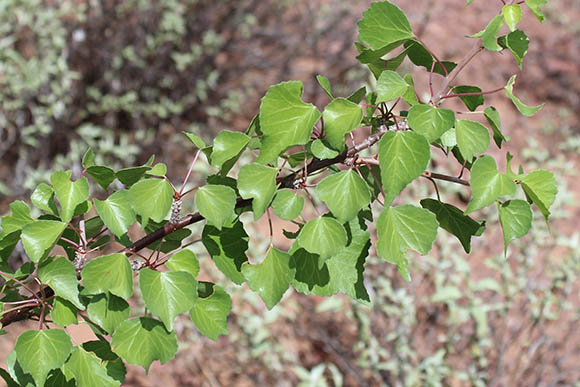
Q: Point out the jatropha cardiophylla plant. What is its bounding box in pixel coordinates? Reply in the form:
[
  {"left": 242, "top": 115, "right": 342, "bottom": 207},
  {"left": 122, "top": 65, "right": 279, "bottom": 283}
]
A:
[{"left": 0, "top": 1, "right": 556, "bottom": 385}]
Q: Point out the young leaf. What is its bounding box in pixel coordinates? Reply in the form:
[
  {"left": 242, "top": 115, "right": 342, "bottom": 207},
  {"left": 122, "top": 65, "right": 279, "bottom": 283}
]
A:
[
  {"left": 86, "top": 166, "right": 116, "bottom": 191},
  {"left": 316, "top": 170, "right": 371, "bottom": 223},
  {"left": 81, "top": 253, "right": 133, "bottom": 299},
  {"left": 202, "top": 220, "right": 248, "bottom": 284},
  {"left": 128, "top": 178, "right": 173, "bottom": 227},
  {"left": 471, "top": 15, "right": 504, "bottom": 51},
  {"left": 139, "top": 268, "right": 197, "bottom": 331},
  {"left": 465, "top": 155, "right": 517, "bottom": 214},
  {"left": 237, "top": 163, "right": 277, "bottom": 220},
  {"left": 38, "top": 257, "right": 84, "bottom": 310},
  {"left": 316, "top": 75, "right": 334, "bottom": 99},
  {"left": 166, "top": 249, "right": 200, "bottom": 278},
  {"left": 407, "top": 104, "right": 456, "bottom": 143},
  {"left": 505, "top": 75, "right": 544, "bottom": 116},
  {"left": 310, "top": 139, "right": 339, "bottom": 159},
  {"left": 402, "top": 74, "right": 420, "bottom": 106},
  {"left": 21, "top": 220, "right": 66, "bottom": 263},
  {"left": 357, "top": 1, "right": 413, "bottom": 50},
  {"left": 347, "top": 86, "right": 367, "bottom": 104},
  {"left": 272, "top": 189, "right": 304, "bottom": 221},
  {"left": 515, "top": 170, "right": 557, "bottom": 222},
  {"left": 455, "top": 119, "right": 490, "bottom": 162},
  {"left": 183, "top": 132, "right": 206, "bottom": 149},
  {"left": 195, "top": 185, "right": 237, "bottom": 230},
  {"left": 210, "top": 130, "right": 250, "bottom": 170},
  {"left": 51, "top": 171, "right": 90, "bottom": 223},
  {"left": 63, "top": 347, "right": 120, "bottom": 387},
  {"left": 149, "top": 163, "right": 167, "bottom": 177},
  {"left": 189, "top": 283, "right": 232, "bottom": 341},
  {"left": 498, "top": 199, "right": 532, "bottom": 253},
  {"left": 82, "top": 148, "right": 95, "bottom": 169},
  {"left": 94, "top": 190, "right": 136, "bottom": 238},
  {"left": 376, "top": 205, "right": 439, "bottom": 281},
  {"left": 420, "top": 199, "right": 485, "bottom": 253},
  {"left": 14, "top": 329, "right": 73, "bottom": 387},
  {"left": 502, "top": 4, "right": 522, "bottom": 31},
  {"left": 86, "top": 293, "right": 130, "bottom": 334},
  {"left": 484, "top": 106, "right": 509, "bottom": 148},
  {"left": 257, "top": 81, "right": 321, "bottom": 164},
  {"left": 525, "top": 0, "right": 547, "bottom": 22},
  {"left": 242, "top": 247, "right": 296, "bottom": 309},
  {"left": 452, "top": 85, "right": 484, "bottom": 111},
  {"left": 110, "top": 318, "right": 178, "bottom": 372},
  {"left": 378, "top": 131, "right": 430, "bottom": 206},
  {"left": 31, "top": 183, "right": 58, "bottom": 215},
  {"left": 500, "top": 30, "right": 529, "bottom": 69},
  {"left": 323, "top": 98, "right": 363, "bottom": 150},
  {"left": 296, "top": 216, "right": 347, "bottom": 264},
  {"left": 376, "top": 70, "right": 409, "bottom": 103}
]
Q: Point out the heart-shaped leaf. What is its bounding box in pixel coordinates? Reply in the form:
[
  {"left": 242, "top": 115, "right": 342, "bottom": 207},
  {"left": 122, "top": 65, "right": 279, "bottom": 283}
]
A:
[
  {"left": 465, "top": 155, "right": 517, "bottom": 214},
  {"left": 51, "top": 171, "right": 90, "bottom": 223},
  {"left": 470, "top": 15, "right": 504, "bottom": 51},
  {"left": 86, "top": 293, "right": 130, "bottom": 334},
  {"left": 139, "top": 268, "right": 197, "bottom": 331},
  {"left": 357, "top": 1, "right": 413, "bottom": 50},
  {"left": 378, "top": 131, "right": 430, "bottom": 206},
  {"left": 323, "top": 97, "right": 364, "bottom": 147},
  {"left": 128, "top": 178, "right": 173, "bottom": 227},
  {"left": 202, "top": 220, "right": 248, "bottom": 284},
  {"left": 500, "top": 29, "right": 529, "bottom": 69},
  {"left": 272, "top": 189, "right": 304, "bottom": 221},
  {"left": 257, "top": 81, "right": 321, "bottom": 164},
  {"left": 376, "top": 205, "right": 438, "bottom": 281},
  {"left": 376, "top": 70, "right": 410, "bottom": 103},
  {"left": 94, "top": 190, "right": 136, "bottom": 238},
  {"left": 238, "top": 163, "right": 278, "bottom": 220},
  {"left": 242, "top": 247, "right": 296, "bottom": 309},
  {"left": 38, "top": 257, "right": 84, "bottom": 309},
  {"left": 515, "top": 169, "right": 557, "bottom": 222},
  {"left": 31, "top": 183, "right": 58, "bottom": 215},
  {"left": 498, "top": 199, "right": 532, "bottom": 253},
  {"left": 408, "top": 104, "right": 456, "bottom": 143},
  {"left": 316, "top": 170, "right": 371, "bottom": 223},
  {"left": 502, "top": 4, "right": 522, "bottom": 31},
  {"left": 166, "top": 249, "right": 200, "bottom": 278},
  {"left": 195, "top": 185, "right": 236, "bottom": 230},
  {"left": 525, "top": 0, "right": 547, "bottom": 22},
  {"left": 484, "top": 106, "right": 509, "bottom": 148},
  {"left": 452, "top": 85, "right": 484, "bottom": 112},
  {"left": 81, "top": 253, "right": 133, "bottom": 299},
  {"left": 63, "top": 347, "right": 120, "bottom": 387},
  {"left": 210, "top": 130, "right": 250, "bottom": 170},
  {"left": 86, "top": 166, "right": 116, "bottom": 191},
  {"left": 455, "top": 119, "right": 490, "bottom": 162},
  {"left": 296, "top": 216, "right": 347, "bottom": 264},
  {"left": 21, "top": 220, "right": 66, "bottom": 263},
  {"left": 189, "top": 282, "right": 232, "bottom": 341}
]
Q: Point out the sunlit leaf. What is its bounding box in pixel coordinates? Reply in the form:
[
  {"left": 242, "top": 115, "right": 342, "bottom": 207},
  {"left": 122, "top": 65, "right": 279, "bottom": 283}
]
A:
[
  {"left": 21, "top": 220, "right": 66, "bottom": 263},
  {"left": 38, "top": 257, "right": 84, "bottom": 309},
  {"left": 272, "top": 189, "right": 304, "bottom": 221},
  {"left": 189, "top": 283, "right": 231, "bottom": 341},
  {"left": 498, "top": 199, "right": 532, "bottom": 253},
  {"left": 465, "top": 155, "right": 517, "bottom": 213},
  {"left": 81, "top": 253, "right": 133, "bottom": 299},
  {"left": 357, "top": 1, "right": 413, "bottom": 50},
  {"left": 316, "top": 170, "right": 371, "bottom": 223},
  {"left": 238, "top": 163, "right": 277, "bottom": 220},
  {"left": 51, "top": 171, "right": 90, "bottom": 223},
  {"left": 408, "top": 104, "right": 455, "bottom": 143},
  {"left": 455, "top": 119, "right": 490, "bottom": 162},
  {"left": 195, "top": 185, "right": 236, "bottom": 230},
  {"left": 296, "top": 216, "right": 347, "bottom": 264},
  {"left": 505, "top": 75, "right": 544, "bottom": 116},
  {"left": 94, "top": 190, "right": 136, "bottom": 238}
]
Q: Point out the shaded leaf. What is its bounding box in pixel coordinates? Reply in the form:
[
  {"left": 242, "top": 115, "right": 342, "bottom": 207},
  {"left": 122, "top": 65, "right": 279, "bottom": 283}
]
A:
[
  {"left": 484, "top": 106, "right": 509, "bottom": 148},
  {"left": 296, "top": 216, "right": 347, "bottom": 264},
  {"left": 272, "top": 189, "right": 304, "bottom": 221},
  {"left": 498, "top": 199, "right": 532, "bottom": 253},
  {"left": 202, "top": 220, "right": 248, "bottom": 284},
  {"left": 404, "top": 40, "right": 458, "bottom": 75},
  {"left": 189, "top": 282, "right": 231, "bottom": 341},
  {"left": 238, "top": 163, "right": 277, "bottom": 220},
  {"left": 86, "top": 293, "right": 130, "bottom": 335},
  {"left": 452, "top": 85, "right": 484, "bottom": 111},
  {"left": 86, "top": 166, "right": 116, "bottom": 191}
]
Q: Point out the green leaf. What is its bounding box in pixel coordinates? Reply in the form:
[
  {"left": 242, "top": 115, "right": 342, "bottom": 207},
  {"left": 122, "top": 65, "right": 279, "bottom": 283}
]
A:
[
  {"left": 500, "top": 30, "right": 529, "bottom": 69},
  {"left": 242, "top": 247, "right": 296, "bottom": 309},
  {"left": 376, "top": 205, "right": 438, "bottom": 281},
  {"left": 272, "top": 189, "right": 304, "bottom": 221},
  {"left": 63, "top": 347, "right": 120, "bottom": 387},
  {"left": 498, "top": 199, "right": 532, "bottom": 252},
  {"left": 86, "top": 166, "right": 116, "bottom": 191},
  {"left": 115, "top": 166, "right": 149, "bottom": 187},
  {"left": 81, "top": 253, "right": 133, "bottom": 299},
  {"left": 21, "top": 220, "right": 66, "bottom": 263},
  {"left": 505, "top": 75, "right": 544, "bottom": 116},
  {"left": 376, "top": 70, "right": 409, "bottom": 103},
  {"left": 455, "top": 119, "right": 490, "bottom": 162},
  {"left": 357, "top": 1, "right": 413, "bottom": 50},
  {"left": 525, "top": 0, "right": 547, "bottom": 22},
  {"left": 0, "top": 201, "right": 34, "bottom": 254},
  {"left": 128, "top": 179, "right": 173, "bottom": 227},
  {"left": 81, "top": 340, "right": 126, "bottom": 383},
  {"left": 15, "top": 329, "right": 72, "bottom": 387},
  {"left": 296, "top": 216, "right": 347, "bottom": 264},
  {"left": 502, "top": 4, "right": 522, "bottom": 31},
  {"left": 257, "top": 81, "right": 321, "bottom": 164},
  {"left": 139, "top": 268, "right": 197, "bottom": 331},
  {"left": 189, "top": 283, "right": 232, "bottom": 341},
  {"left": 404, "top": 40, "right": 458, "bottom": 75},
  {"left": 94, "top": 190, "right": 136, "bottom": 238},
  {"left": 195, "top": 185, "right": 237, "bottom": 230},
  {"left": 484, "top": 106, "right": 509, "bottom": 148},
  {"left": 111, "top": 318, "right": 177, "bottom": 372},
  {"left": 82, "top": 148, "right": 95, "bottom": 169},
  {"left": 183, "top": 132, "right": 206, "bottom": 149},
  {"left": 347, "top": 86, "right": 367, "bottom": 104},
  {"left": 238, "top": 163, "right": 277, "bottom": 220},
  {"left": 316, "top": 75, "right": 334, "bottom": 99},
  {"left": 51, "top": 171, "right": 90, "bottom": 223},
  {"left": 31, "top": 183, "right": 58, "bottom": 214},
  {"left": 420, "top": 199, "right": 485, "bottom": 253},
  {"left": 202, "top": 220, "right": 248, "bottom": 284},
  {"left": 166, "top": 249, "right": 200, "bottom": 278},
  {"left": 38, "top": 257, "right": 84, "bottom": 309},
  {"left": 50, "top": 297, "right": 78, "bottom": 327},
  {"left": 148, "top": 163, "right": 167, "bottom": 177},
  {"left": 408, "top": 104, "right": 455, "bottom": 143},
  {"left": 86, "top": 293, "right": 130, "bottom": 334},
  {"left": 210, "top": 130, "right": 250, "bottom": 170},
  {"left": 316, "top": 170, "right": 371, "bottom": 223},
  {"left": 310, "top": 139, "right": 339, "bottom": 159},
  {"left": 440, "top": 127, "right": 457, "bottom": 148},
  {"left": 378, "top": 131, "right": 430, "bottom": 205},
  {"left": 452, "top": 85, "right": 484, "bottom": 111},
  {"left": 516, "top": 170, "right": 557, "bottom": 222},
  {"left": 293, "top": 214, "right": 371, "bottom": 303},
  {"left": 465, "top": 155, "right": 517, "bottom": 214},
  {"left": 471, "top": 15, "right": 504, "bottom": 51}
]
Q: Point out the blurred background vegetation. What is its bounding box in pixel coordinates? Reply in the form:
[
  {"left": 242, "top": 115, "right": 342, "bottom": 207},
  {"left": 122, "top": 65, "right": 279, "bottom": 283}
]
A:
[{"left": 0, "top": 0, "right": 578, "bottom": 386}]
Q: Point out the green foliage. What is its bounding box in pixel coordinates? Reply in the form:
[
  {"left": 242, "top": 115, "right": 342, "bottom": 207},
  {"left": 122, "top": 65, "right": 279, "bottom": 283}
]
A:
[{"left": 0, "top": 1, "right": 560, "bottom": 385}]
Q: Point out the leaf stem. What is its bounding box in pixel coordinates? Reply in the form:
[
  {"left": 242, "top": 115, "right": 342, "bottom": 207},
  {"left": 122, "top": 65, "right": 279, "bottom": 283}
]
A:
[
  {"left": 414, "top": 36, "right": 449, "bottom": 77},
  {"left": 180, "top": 149, "right": 202, "bottom": 196}
]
